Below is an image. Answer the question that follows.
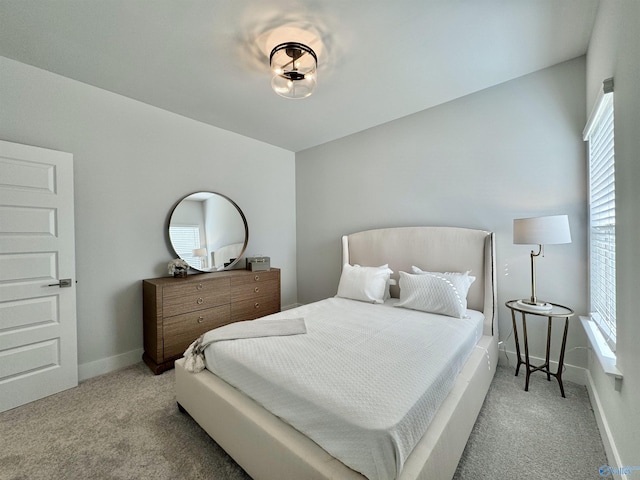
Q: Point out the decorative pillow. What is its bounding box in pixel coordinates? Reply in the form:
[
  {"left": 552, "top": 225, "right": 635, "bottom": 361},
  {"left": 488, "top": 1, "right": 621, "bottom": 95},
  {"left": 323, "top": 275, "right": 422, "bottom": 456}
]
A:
[
  {"left": 395, "top": 271, "right": 476, "bottom": 318},
  {"left": 411, "top": 266, "right": 476, "bottom": 290},
  {"left": 337, "top": 264, "right": 393, "bottom": 304}
]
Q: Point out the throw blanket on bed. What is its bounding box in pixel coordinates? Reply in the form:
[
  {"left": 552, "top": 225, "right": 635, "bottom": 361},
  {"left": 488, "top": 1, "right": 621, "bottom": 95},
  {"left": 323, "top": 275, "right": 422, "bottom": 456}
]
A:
[{"left": 183, "top": 317, "right": 306, "bottom": 373}]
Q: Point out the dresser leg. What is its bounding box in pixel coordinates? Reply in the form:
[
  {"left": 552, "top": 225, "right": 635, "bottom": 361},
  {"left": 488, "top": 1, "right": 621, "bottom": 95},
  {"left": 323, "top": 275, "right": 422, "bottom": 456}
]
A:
[{"left": 142, "top": 351, "right": 169, "bottom": 375}]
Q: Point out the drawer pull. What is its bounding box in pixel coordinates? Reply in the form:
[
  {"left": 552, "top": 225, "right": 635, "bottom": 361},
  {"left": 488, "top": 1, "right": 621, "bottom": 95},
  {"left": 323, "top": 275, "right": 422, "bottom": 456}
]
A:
[
  {"left": 197, "top": 297, "right": 204, "bottom": 305},
  {"left": 254, "top": 302, "right": 260, "bottom": 309},
  {"left": 197, "top": 316, "right": 204, "bottom": 324},
  {"left": 254, "top": 287, "right": 260, "bottom": 293},
  {"left": 254, "top": 275, "right": 260, "bottom": 281},
  {"left": 197, "top": 283, "right": 203, "bottom": 290}
]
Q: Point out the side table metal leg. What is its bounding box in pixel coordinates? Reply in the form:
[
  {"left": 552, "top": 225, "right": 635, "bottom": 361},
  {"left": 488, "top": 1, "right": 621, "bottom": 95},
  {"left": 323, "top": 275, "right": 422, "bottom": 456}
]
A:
[
  {"left": 556, "top": 318, "right": 569, "bottom": 398},
  {"left": 511, "top": 308, "right": 522, "bottom": 376},
  {"left": 545, "top": 316, "right": 552, "bottom": 381},
  {"left": 522, "top": 312, "right": 530, "bottom": 392}
]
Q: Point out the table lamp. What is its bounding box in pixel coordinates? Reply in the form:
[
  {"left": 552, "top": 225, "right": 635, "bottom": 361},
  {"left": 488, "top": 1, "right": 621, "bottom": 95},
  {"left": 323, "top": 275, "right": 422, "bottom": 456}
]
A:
[
  {"left": 513, "top": 215, "right": 571, "bottom": 311},
  {"left": 193, "top": 248, "right": 208, "bottom": 269}
]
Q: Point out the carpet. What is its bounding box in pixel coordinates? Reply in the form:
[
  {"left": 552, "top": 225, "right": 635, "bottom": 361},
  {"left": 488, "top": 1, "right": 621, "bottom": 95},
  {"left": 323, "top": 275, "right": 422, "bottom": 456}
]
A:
[
  {"left": 0, "top": 363, "right": 606, "bottom": 480},
  {"left": 454, "top": 365, "right": 608, "bottom": 480}
]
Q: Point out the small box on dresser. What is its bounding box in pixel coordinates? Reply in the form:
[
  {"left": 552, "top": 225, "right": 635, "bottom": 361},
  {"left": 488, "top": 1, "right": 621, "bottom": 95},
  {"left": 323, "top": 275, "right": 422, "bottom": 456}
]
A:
[
  {"left": 142, "top": 268, "right": 280, "bottom": 374},
  {"left": 246, "top": 256, "right": 270, "bottom": 271}
]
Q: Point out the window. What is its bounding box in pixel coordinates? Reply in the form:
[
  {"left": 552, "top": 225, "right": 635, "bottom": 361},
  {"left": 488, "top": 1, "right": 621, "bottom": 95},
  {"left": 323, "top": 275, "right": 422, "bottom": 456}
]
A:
[
  {"left": 169, "top": 225, "right": 202, "bottom": 269},
  {"left": 583, "top": 78, "right": 616, "bottom": 351}
]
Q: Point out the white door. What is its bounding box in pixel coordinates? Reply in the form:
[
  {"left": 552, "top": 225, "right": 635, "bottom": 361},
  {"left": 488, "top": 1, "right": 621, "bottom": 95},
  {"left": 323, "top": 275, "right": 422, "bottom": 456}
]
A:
[{"left": 0, "top": 140, "right": 78, "bottom": 412}]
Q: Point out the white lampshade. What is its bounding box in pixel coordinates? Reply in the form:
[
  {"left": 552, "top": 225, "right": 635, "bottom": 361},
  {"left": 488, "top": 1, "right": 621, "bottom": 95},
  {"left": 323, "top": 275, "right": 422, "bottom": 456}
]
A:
[
  {"left": 513, "top": 215, "right": 571, "bottom": 246},
  {"left": 193, "top": 248, "right": 207, "bottom": 258}
]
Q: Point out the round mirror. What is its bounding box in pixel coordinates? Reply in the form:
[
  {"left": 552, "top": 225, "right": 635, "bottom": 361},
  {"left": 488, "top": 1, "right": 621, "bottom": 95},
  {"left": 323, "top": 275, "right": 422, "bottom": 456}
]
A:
[{"left": 168, "top": 192, "right": 249, "bottom": 272}]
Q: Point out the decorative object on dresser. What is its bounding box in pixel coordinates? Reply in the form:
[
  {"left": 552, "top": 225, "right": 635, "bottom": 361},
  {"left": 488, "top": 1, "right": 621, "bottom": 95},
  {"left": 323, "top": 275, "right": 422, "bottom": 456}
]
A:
[
  {"left": 142, "top": 268, "right": 280, "bottom": 374},
  {"left": 246, "top": 255, "right": 270, "bottom": 271},
  {"left": 167, "top": 258, "right": 189, "bottom": 278}
]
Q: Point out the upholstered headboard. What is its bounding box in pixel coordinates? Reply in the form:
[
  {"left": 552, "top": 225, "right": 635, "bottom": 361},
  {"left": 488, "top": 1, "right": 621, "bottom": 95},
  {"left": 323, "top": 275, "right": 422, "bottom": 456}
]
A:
[
  {"left": 342, "top": 226, "right": 496, "bottom": 336},
  {"left": 212, "top": 242, "right": 244, "bottom": 268}
]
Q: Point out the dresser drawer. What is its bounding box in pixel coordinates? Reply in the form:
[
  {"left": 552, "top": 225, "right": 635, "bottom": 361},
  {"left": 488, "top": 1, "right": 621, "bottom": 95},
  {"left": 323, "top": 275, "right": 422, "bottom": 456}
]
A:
[
  {"left": 231, "top": 296, "right": 280, "bottom": 322},
  {"left": 231, "top": 279, "right": 279, "bottom": 303},
  {"left": 230, "top": 269, "right": 279, "bottom": 287},
  {"left": 163, "top": 276, "right": 229, "bottom": 299},
  {"left": 163, "top": 304, "right": 231, "bottom": 359},
  {"left": 163, "top": 279, "right": 230, "bottom": 317}
]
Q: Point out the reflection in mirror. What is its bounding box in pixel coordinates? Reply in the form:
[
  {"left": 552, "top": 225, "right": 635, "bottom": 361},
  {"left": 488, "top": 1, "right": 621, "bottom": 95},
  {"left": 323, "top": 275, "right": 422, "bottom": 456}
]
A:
[{"left": 169, "top": 192, "right": 248, "bottom": 272}]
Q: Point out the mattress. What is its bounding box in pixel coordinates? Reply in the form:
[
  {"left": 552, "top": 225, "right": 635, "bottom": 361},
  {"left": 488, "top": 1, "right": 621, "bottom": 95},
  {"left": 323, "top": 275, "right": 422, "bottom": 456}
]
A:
[{"left": 203, "top": 297, "right": 484, "bottom": 480}]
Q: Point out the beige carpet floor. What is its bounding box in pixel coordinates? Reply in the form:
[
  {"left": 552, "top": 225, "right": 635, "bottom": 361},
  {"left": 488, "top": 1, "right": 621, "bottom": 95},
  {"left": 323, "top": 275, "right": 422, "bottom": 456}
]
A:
[{"left": 0, "top": 363, "right": 607, "bottom": 480}]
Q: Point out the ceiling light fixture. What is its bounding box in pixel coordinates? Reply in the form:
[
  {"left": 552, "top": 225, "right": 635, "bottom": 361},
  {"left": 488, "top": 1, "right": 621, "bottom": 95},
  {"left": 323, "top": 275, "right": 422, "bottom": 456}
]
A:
[{"left": 269, "top": 42, "right": 317, "bottom": 99}]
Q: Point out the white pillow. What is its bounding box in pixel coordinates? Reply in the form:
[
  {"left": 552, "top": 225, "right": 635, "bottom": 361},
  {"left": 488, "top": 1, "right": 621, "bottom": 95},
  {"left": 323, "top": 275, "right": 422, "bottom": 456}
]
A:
[
  {"left": 337, "top": 264, "right": 393, "bottom": 304},
  {"left": 395, "top": 271, "right": 476, "bottom": 318},
  {"left": 411, "top": 266, "right": 476, "bottom": 290}
]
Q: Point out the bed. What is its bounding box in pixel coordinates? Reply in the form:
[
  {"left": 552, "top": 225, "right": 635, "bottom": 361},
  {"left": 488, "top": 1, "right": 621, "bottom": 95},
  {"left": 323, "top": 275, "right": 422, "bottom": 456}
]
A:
[
  {"left": 213, "top": 242, "right": 245, "bottom": 268},
  {"left": 175, "top": 226, "right": 498, "bottom": 480}
]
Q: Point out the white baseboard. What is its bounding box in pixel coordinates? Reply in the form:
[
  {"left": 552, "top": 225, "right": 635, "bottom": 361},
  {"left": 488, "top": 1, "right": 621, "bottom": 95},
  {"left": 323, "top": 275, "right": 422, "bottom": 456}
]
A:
[
  {"left": 497, "top": 348, "right": 586, "bottom": 386},
  {"left": 585, "top": 369, "right": 628, "bottom": 480},
  {"left": 78, "top": 348, "right": 143, "bottom": 382}
]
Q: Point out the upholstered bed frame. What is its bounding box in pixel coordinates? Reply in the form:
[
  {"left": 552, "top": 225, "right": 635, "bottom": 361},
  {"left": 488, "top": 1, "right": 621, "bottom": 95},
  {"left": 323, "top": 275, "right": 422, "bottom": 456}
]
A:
[{"left": 175, "top": 226, "right": 498, "bottom": 480}]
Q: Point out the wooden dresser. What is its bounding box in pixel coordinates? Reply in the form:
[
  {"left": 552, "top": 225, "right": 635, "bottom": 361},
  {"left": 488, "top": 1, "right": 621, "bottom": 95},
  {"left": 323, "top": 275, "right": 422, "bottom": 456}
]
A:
[{"left": 142, "top": 268, "right": 280, "bottom": 374}]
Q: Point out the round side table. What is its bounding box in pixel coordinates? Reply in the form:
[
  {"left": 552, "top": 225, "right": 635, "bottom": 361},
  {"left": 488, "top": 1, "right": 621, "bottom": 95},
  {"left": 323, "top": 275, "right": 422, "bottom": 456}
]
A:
[{"left": 505, "top": 300, "right": 575, "bottom": 397}]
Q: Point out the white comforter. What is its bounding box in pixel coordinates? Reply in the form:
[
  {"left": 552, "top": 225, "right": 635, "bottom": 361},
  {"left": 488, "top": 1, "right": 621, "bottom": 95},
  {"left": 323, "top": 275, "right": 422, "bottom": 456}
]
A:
[{"left": 204, "top": 297, "right": 484, "bottom": 480}]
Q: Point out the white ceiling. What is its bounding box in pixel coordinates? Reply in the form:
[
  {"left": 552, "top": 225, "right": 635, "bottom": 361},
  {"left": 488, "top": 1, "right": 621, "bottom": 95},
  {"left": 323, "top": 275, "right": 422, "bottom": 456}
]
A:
[{"left": 0, "top": 0, "right": 598, "bottom": 152}]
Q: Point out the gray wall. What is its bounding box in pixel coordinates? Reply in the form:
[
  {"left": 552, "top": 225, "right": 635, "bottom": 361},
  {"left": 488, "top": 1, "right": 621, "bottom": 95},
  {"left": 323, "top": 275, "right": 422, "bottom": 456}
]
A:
[
  {"left": 0, "top": 56, "right": 297, "bottom": 379},
  {"left": 296, "top": 58, "right": 589, "bottom": 375},
  {"left": 584, "top": 0, "right": 640, "bottom": 468}
]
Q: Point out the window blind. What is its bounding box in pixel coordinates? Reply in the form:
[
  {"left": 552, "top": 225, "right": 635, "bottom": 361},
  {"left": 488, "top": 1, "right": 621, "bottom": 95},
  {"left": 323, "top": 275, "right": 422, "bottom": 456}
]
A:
[
  {"left": 583, "top": 79, "right": 616, "bottom": 350},
  {"left": 169, "top": 225, "right": 202, "bottom": 269}
]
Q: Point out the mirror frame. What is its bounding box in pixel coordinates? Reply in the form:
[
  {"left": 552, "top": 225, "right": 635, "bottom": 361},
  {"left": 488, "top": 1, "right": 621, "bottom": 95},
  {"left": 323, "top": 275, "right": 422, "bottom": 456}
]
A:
[{"left": 168, "top": 191, "right": 249, "bottom": 272}]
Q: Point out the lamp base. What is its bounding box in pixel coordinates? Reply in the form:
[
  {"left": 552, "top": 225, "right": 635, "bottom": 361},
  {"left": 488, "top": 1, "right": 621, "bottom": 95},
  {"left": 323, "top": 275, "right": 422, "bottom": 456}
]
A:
[{"left": 517, "top": 299, "right": 553, "bottom": 312}]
